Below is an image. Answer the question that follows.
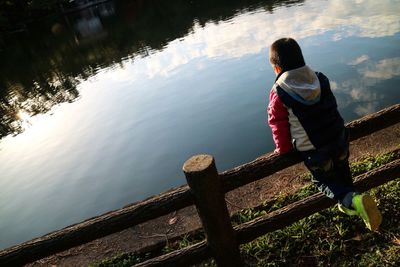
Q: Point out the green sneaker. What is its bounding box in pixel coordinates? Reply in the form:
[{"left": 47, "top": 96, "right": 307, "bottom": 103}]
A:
[
  {"left": 337, "top": 203, "right": 358, "bottom": 216},
  {"left": 352, "top": 194, "right": 382, "bottom": 231}
]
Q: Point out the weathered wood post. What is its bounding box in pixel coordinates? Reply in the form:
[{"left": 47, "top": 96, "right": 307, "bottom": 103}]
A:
[{"left": 183, "top": 154, "right": 242, "bottom": 267}]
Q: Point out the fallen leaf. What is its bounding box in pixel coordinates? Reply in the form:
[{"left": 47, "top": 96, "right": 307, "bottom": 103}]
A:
[{"left": 168, "top": 216, "right": 178, "bottom": 225}]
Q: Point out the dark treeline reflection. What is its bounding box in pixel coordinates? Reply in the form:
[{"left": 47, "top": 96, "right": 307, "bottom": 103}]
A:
[{"left": 0, "top": 0, "right": 304, "bottom": 140}]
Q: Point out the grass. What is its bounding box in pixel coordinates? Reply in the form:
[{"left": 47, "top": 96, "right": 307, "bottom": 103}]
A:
[
  {"left": 237, "top": 179, "right": 400, "bottom": 267},
  {"left": 163, "top": 232, "right": 206, "bottom": 253},
  {"left": 90, "top": 150, "right": 399, "bottom": 267},
  {"left": 90, "top": 253, "right": 150, "bottom": 267}
]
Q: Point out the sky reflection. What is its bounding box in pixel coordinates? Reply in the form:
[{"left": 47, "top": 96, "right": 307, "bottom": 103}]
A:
[
  {"left": 115, "top": 0, "right": 400, "bottom": 80},
  {"left": 332, "top": 55, "right": 400, "bottom": 116}
]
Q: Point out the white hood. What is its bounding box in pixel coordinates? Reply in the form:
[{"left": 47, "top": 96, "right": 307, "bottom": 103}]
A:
[{"left": 276, "top": 65, "right": 321, "bottom": 105}]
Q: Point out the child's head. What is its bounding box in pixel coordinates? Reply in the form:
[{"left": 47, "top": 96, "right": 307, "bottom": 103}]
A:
[{"left": 269, "top": 38, "right": 305, "bottom": 75}]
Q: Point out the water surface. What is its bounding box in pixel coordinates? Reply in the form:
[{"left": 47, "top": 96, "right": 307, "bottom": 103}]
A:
[{"left": 0, "top": 0, "right": 399, "bottom": 249}]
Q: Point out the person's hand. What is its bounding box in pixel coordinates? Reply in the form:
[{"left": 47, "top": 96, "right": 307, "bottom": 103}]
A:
[{"left": 274, "top": 147, "right": 292, "bottom": 154}]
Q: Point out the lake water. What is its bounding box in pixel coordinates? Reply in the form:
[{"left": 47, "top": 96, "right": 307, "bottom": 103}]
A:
[{"left": 0, "top": 0, "right": 399, "bottom": 249}]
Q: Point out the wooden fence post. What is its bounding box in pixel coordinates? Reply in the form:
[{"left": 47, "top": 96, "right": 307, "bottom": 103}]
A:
[{"left": 183, "top": 154, "right": 242, "bottom": 267}]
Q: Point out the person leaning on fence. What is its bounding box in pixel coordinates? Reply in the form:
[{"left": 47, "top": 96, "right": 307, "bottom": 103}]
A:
[{"left": 267, "top": 37, "right": 382, "bottom": 231}]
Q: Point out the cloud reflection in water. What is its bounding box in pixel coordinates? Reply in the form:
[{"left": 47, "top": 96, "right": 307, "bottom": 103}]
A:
[
  {"left": 120, "top": 0, "right": 399, "bottom": 79},
  {"left": 333, "top": 56, "right": 400, "bottom": 116}
]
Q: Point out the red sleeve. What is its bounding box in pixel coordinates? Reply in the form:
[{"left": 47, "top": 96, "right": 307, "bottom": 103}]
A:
[{"left": 267, "top": 88, "right": 293, "bottom": 154}]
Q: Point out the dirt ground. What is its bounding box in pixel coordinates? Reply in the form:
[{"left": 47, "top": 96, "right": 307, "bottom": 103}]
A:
[{"left": 27, "top": 123, "right": 400, "bottom": 267}]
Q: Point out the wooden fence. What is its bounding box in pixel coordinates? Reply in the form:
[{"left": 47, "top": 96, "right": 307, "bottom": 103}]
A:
[{"left": 0, "top": 104, "right": 399, "bottom": 266}]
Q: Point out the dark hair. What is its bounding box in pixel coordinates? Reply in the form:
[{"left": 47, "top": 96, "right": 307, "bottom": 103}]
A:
[{"left": 269, "top": 38, "right": 305, "bottom": 72}]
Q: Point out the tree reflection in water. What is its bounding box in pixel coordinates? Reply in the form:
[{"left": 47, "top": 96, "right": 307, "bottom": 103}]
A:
[
  {"left": 0, "top": 76, "right": 79, "bottom": 139},
  {"left": 0, "top": 0, "right": 303, "bottom": 140}
]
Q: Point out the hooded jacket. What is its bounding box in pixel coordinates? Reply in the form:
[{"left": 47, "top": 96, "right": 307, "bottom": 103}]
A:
[{"left": 268, "top": 65, "right": 345, "bottom": 153}]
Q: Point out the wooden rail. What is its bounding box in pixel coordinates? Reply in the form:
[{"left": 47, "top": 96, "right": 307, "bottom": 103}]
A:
[
  {"left": 134, "top": 160, "right": 400, "bottom": 266},
  {"left": 134, "top": 147, "right": 400, "bottom": 259},
  {"left": 235, "top": 160, "right": 400, "bottom": 244},
  {"left": 0, "top": 104, "right": 399, "bottom": 266},
  {"left": 134, "top": 240, "right": 210, "bottom": 267},
  {"left": 183, "top": 155, "right": 242, "bottom": 266}
]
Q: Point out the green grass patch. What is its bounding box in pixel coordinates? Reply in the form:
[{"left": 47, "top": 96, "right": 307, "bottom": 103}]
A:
[
  {"left": 162, "top": 232, "right": 206, "bottom": 254},
  {"left": 89, "top": 252, "right": 152, "bottom": 267},
  {"left": 237, "top": 179, "right": 400, "bottom": 266}
]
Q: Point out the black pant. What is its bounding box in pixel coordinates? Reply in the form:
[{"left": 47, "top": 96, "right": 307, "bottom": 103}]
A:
[{"left": 300, "top": 130, "right": 355, "bottom": 203}]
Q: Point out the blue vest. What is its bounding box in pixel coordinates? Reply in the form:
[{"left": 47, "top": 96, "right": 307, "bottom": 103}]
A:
[{"left": 275, "top": 72, "right": 345, "bottom": 149}]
